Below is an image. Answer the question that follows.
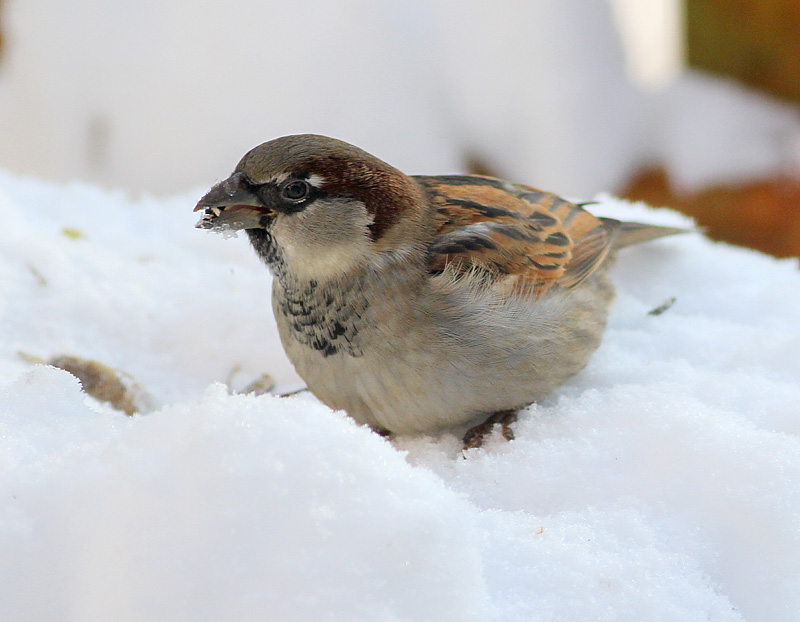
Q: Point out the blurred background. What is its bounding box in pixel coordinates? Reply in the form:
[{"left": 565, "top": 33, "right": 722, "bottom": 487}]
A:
[{"left": 0, "top": 0, "right": 798, "bottom": 257}]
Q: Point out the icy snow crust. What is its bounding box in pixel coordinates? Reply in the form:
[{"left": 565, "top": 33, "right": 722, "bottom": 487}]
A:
[{"left": 2, "top": 173, "right": 799, "bottom": 621}]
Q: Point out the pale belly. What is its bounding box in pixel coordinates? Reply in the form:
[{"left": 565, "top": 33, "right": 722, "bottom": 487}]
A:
[{"left": 273, "top": 273, "right": 614, "bottom": 435}]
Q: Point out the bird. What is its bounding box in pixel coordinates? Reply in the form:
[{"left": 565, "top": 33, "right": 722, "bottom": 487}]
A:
[{"left": 195, "top": 134, "right": 685, "bottom": 448}]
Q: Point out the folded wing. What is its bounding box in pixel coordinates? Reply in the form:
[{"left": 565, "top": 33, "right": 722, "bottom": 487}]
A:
[{"left": 417, "top": 175, "right": 618, "bottom": 296}]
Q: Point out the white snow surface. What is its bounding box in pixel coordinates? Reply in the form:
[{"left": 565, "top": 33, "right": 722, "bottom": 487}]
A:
[{"left": 2, "top": 172, "right": 800, "bottom": 622}]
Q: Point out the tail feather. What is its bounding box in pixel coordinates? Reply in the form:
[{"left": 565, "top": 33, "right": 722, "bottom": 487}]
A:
[{"left": 600, "top": 217, "right": 691, "bottom": 250}]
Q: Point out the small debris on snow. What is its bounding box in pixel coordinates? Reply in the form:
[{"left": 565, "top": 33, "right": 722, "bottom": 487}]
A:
[{"left": 647, "top": 296, "right": 677, "bottom": 316}]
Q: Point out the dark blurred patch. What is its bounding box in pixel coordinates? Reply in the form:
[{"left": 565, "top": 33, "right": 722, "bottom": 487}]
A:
[
  {"left": 622, "top": 167, "right": 800, "bottom": 258},
  {"left": 687, "top": 0, "right": 800, "bottom": 105},
  {"left": 464, "top": 152, "right": 501, "bottom": 178}
]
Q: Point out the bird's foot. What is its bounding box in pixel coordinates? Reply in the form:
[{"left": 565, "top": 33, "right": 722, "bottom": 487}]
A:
[
  {"left": 462, "top": 409, "right": 518, "bottom": 450},
  {"left": 373, "top": 427, "right": 393, "bottom": 438}
]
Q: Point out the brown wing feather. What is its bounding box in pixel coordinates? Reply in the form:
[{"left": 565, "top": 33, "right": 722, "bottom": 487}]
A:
[{"left": 416, "top": 175, "right": 615, "bottom": 296}]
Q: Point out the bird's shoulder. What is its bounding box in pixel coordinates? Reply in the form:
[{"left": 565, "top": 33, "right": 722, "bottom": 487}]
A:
[{"left": 413, "top": 174, "right": 614, "bottom": 296}]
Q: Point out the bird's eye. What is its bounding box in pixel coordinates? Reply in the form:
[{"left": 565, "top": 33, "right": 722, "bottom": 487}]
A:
[{"left": 281, "top": 180, "right": 310, "bottom": 202}]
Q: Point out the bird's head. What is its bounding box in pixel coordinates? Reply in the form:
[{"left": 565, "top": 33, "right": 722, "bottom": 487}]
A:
[{"left": 195, "top": 134, "right": 427, "bottom": 281}]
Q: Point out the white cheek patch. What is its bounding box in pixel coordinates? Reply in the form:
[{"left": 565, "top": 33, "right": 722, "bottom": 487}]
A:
[{"left": 276, "top": 199, "right": 374, "bottom": 282}]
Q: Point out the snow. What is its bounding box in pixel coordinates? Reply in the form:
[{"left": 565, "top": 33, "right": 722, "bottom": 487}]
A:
[
  {"left": 657, "top": 72, "right": 800, "bottom": 191},
  {"left": 2, "top": 378, "right": 487, "bottom": 621},
  {"left": 0, "top": 0, "right": 460, "bottom": 194},
  {"left": 2, "top": 172, "right": 799, "bottom": 621}
]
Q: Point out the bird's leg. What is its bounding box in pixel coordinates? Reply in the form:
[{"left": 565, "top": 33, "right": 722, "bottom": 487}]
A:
[{"left": 462, "top": 409, "right": 518, "bottom": 450}]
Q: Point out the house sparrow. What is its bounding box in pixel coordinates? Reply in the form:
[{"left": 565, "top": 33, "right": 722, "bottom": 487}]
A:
[{"left": 195, "top": 134, "right": 684, "bottom": 448}]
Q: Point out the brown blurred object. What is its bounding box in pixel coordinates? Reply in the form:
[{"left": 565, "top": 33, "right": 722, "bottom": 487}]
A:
[
  {"left": 464, "top": 152, "right": 503, "bottom": 178},
  {"left": 19, "top": 352, "right": 156, "bottom": 415},
  {"left": 622, "top": 167, "right": 800, "bottom": 258},
  {"left": 687, "top": 0, "right": 800, "bottom": 105}
]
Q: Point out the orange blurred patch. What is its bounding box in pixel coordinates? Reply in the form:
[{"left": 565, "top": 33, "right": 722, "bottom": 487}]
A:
[{"left": 621, "top": 167, "right": 800, "bottom": 258}]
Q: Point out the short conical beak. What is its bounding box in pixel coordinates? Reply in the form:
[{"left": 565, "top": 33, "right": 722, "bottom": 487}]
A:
[{"left": 194, "top": 172, "right": 275, "bottom": 230}]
